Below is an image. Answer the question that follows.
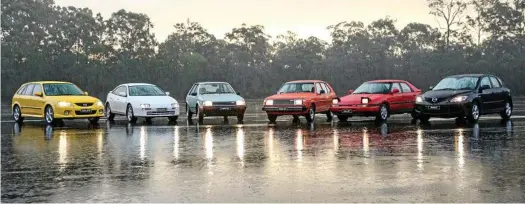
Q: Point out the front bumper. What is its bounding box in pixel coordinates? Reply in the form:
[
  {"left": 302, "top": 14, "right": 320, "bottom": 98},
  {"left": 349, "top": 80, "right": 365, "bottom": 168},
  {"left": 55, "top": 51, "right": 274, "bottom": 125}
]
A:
[
  {"left": 134, "top": 106, "right": 180, "bottom": 117},
  {"left": 200, "top": 105, "right": 246, "bottom": 116},
  {"left": 262, "top": 105, "right": 308, "bottom": 115},
  {"left": 415, "top": 101, "right": 471, "bottom": 118},
  {"left": 330, "top": 104, "right": 380, "bottom": 117},
  {"left": 54, "top": 105, "right": 105, "bottom": 119}
]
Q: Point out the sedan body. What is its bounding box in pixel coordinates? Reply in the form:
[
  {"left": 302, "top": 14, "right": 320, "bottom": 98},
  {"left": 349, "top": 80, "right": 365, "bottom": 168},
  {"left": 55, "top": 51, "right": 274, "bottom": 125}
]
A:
[
  {"left": 105, "top": 83, "right": 180, "bottom": 123},
  {"left": 415, "top": 74, "right": 512, "bottom": 123},
  {"left": 330, "top": 80, "right": 421, "bottom": 122},
  {"left": 262, "top": 80, "right": 337, "bottom": 123},
  {"left": 11, "top": 81, "right": 104, "bottom": 125},
  {"left": 185, "top": 82, "right": 246, "bottom": 124}
]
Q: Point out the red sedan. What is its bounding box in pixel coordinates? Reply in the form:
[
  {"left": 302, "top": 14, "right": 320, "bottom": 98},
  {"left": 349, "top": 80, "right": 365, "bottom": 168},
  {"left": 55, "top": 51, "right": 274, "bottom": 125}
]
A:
[{"left": 330, "top": 79, "right": 421, "bottom": 122}]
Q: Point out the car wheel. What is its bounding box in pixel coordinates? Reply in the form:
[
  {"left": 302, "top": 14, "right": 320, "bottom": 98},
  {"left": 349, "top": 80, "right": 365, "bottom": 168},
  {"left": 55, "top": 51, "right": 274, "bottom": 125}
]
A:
[
  {"left": 376, "top": 103, "right": 389, "bottom": 122},
  {"left": 105, "top": 103, "right": 115, "bottom": 121},
  {"left": 126, "top": 104, "right": 137, "bottom": 123},
  {"left": 500, "top": 101, "right": 512, "bottom": 120},
  {"left": 337, "top": 115, "right": 348, "bottom": 122},
  {"left": 88, "top": 117, "right": 100, "bottom": 124},
  {"left": 419, "top": 114, "right": 430, "bottom": 122},
  {"left": 44, "top": 105, "right": 55, "bottom": 125},
  {"left": 237, "top": 114, "right": 244, "bottom": 122},
  {"left": 169, "top": 116, "right": 178, "bottom": 122},
  {"left": 268, "top": 114, "right": 277, "bottom": 123},
  {"left": 467, "top": 101, "right": 480, "bottom": 123},
  {"left": 305, "top": 105, "right": 315, "bottom": 123},
  {"left": 326, "top": 111, "right": 334, "bottom": 122},
  {"left": 186, "top": 105, "right": 192, "bottom": 120},
  {"left": 197, "top": 105, "right": 204, "bottom": 124},
  {"left": 410, "top": 109, "right": 418, "bottom": 120},
  {"left": 13, "top": 105, "right": 24, "bottom": 123}
]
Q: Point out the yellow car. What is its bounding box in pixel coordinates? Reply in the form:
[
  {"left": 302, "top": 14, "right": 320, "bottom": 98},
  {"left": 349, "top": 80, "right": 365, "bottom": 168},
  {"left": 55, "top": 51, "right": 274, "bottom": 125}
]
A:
[{"left": 11, "top": 81, "right": 104, "bottom": 125}]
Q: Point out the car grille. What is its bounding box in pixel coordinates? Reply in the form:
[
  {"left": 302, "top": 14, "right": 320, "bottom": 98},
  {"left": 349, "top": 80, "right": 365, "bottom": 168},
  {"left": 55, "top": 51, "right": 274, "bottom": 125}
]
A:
[
  {"left": 147, "top": 111, "right": 176, "bottom": 115},
  {"left": 75, "top": 103, "right": 94, "bottom": 107},
  {"left": 213, "top": 101, "right": 236, "bottom": 106},
  {"left": 75, "top": 110, "right": 97, "bottom": 115},
  {"left": 273, "top": 99, "right": 295, "bottom": 105},
  {"left": 424, "top": 97, "right": 447, "bottom": 104}
]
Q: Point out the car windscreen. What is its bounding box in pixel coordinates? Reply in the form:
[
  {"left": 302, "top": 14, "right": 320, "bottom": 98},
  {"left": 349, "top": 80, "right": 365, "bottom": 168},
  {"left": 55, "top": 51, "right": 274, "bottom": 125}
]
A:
[
  {"left": 278, "top": 83, "right": 315, "bottom": 93},
  {"left": 198, "top": 83, "right": 235, "bottom": 94},
  {"left": 129, "top": 85, "right": 166, "bottom": 96},
  {"left": 353, "top": 82, "right": 392, "bottom": 94},
  {"left": 432, "top": 77, "right": 478, "bottom": 91},
  {"left": 43, "top": 83, "right": 85, "bottom": 96}
]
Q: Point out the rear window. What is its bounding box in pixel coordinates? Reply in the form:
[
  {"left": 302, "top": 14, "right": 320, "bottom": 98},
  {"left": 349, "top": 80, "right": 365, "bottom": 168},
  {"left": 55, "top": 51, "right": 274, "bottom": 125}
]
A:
[{"left": 16, "top": 85, "right": 28, "bottom": 95}]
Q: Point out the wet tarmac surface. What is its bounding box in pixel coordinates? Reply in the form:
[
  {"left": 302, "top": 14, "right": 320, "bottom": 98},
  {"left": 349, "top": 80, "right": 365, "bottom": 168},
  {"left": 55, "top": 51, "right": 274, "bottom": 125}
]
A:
[{"left": 2, "top": 111, "right": 525, "bottom": 202}]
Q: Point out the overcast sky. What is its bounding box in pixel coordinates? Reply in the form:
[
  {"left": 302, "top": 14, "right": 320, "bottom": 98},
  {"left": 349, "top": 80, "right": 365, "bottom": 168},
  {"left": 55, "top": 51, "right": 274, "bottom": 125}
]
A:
[{"left": 53, "top": 0, "right": 439, "bottom": 42}]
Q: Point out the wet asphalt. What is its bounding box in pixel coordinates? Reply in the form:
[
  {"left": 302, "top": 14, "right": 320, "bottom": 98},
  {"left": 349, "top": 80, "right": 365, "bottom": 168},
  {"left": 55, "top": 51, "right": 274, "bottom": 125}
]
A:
[{"left": 2, "top": 102, "right": 525, "bottom": 202}]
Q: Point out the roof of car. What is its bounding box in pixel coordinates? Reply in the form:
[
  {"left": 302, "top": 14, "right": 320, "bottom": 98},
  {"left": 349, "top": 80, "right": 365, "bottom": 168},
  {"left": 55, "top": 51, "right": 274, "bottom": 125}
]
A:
[
  {"left": 368, "top": 79, "right": 410, "bottom": 83},
  {"left": 25, "top": 81, "right": 71, "bottom": 84},
  {"left": 447, "top": 74, "right": 487, "bottom": 78},
  {"left": 196, "top": 81, "right": 231, "bottom": 84},
  {"left": 286, "top": 80, "right": 325, "bottom": 83},
  {"left": 124, "top": 83, "right": 154, "bottom": 86}
]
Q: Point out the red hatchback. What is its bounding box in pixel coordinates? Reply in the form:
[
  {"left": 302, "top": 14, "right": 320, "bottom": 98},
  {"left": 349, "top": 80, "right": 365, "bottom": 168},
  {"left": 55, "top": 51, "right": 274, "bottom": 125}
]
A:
[{"left": 330, "top": 79, "right": 421, "bottom": 122}]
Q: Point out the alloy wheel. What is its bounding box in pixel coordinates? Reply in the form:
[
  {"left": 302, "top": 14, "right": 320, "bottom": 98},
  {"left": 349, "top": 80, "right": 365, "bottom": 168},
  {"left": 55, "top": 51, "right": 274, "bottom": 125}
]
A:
[
  {"left": 127, "top": 106, "right": 133, "bottom": 121},
  {"left": 45, "top": 107, "right": 54, "bottom": 123},
  {"left": 505, "top": 102, "right": 512, "bottom": 116},
  {"left": 472, "top": 104, "right": 480, "bottom": 120},
  {"left": 13, "top": 106, "right": 20, "bottom": 121},
  {"left": 380, "top": 105, "right": 388, "bottom": 120}
]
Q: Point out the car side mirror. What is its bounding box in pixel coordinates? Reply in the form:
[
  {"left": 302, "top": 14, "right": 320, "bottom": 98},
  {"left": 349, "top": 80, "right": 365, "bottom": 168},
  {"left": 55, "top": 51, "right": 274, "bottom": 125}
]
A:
[
  {"left": 165, "top": 92, "right": 170, "bottom": 96},
  {"left": 34, "top": 92, "right": 43, "bottom": 97},
  {"left": 84, "top": 91, "right": 89, "bottom": 96},
  {"left": 347, "top": 90, "right": 354, "bottom": 94},
  {"left": 429, "top": 86, "right": 434, "bottom": 90},
  {"left": 479, "top": 85, "right": 491, "bottom": 92},
  {"left": 391, "top": 88, "right": 400, "bottom": 94},
  {"left": 191, "top": 92, "right": 197, "bottom": 96},
  {"left": 319, "top": 90, "right": 326, "bottom": 94},
  {"left": 118, "top": 91, "right": 127, "bottom": 97},
  {"left": 236, "top": 92, "right": 240, "bottom": 95}
]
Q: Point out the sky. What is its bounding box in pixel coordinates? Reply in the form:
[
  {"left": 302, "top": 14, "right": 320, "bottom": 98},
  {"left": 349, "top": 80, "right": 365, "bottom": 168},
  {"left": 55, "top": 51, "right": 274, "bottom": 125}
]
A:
[{"left": 53, "top": 0, "right": 439, "bottom": 42}]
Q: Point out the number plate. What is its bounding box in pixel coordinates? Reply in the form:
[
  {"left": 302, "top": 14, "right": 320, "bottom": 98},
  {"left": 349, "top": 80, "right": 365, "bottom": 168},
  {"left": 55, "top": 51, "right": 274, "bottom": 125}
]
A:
[
  {"left": 157, "top": 108, "right": 167, "bottom": 111},
  {"left": 427, "top": 105, "right": 440, "bottom": 110},
  {"left": 220, "top": 107, "right": 231, "bottom": 110},
  {"left": 342, "top": 110, "right": 352, "bottom": 113},
  {"left": 80, "top": 109, "right": 91, "bottom": 113},
  {"left": 278, "top": 107, "right": 286, "bottom": 111}
]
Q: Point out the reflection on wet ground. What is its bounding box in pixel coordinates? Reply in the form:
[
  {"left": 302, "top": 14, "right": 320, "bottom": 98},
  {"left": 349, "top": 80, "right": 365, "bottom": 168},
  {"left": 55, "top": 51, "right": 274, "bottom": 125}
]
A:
[{"left": 2, "top": 117, "right": 525, "bottom": 202}]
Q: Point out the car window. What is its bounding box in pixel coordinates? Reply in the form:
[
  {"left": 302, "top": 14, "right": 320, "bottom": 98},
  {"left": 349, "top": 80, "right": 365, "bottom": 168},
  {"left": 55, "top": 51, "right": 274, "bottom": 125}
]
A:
[
  {"left": 320, "top": 83, "right": 330, "bottom": 94},
  {"left": 400, "top": 83, "right": 412, "bottom": 93},
  {"left": 23, "top": 84, "right": 35, "bottom": 95},
  {"left": 43, "top": 83, "right": 85, "bottom": 96},
  {"left": 490, "top": 77, "right": 501, "bottom": 88},
  {"left": 354, "top": 82, "right": 391, "bottom": 94},
  {"left": 278, "top": 83, "right": 315, "bottom": 93},
  {"left": 17, "top": 85, "right": 28, "bottom": 95},
  {"left": 112, "top": 86, "right": 122, "bottom": 95},
  {"left": 497, "top": 77, "right": 504, "bottom": 86},
  {"left": 191, "top": 84, "right": 198, "bottom": 95},
  {"left": 32, "top": 84, "right": 42, "bottom": 95},
  {"left": 198, "top": 83, "right": 236, "bottom": 94},
  {"left": 391, "top": 83, "right": 401, "bottom": 92},
  {"left": 315, "top": 83, "right": 323, "bottom": 94},
  {"left": 480, "top": 77, "right": 492, "bottom": 88},
  {"left": 129, "top": 85, "right": 166, "bottom": 96},
  {"left": 117, "top": 86, "right": 127, "bottom": 96},
  {"left": 188, "top": 85, "right": 196, "bottom": 95}
]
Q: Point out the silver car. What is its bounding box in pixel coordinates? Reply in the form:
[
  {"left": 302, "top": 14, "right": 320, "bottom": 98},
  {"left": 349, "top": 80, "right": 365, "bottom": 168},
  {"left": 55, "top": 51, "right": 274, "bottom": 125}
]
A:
[{"left": 185, "top": 82, "right": 246, "bottom": 124}]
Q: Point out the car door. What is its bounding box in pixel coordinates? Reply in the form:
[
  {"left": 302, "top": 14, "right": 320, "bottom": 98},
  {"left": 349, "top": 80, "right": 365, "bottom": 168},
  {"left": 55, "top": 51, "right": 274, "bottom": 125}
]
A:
[
  {"left": 489, "top": 76, "right": 505, "bottom": 110},
  {"left": 478, "top": 76, "right": 496, "bottom": 111},
  {"left": 112, "top": 85, "right": 128, "bottom": 114},
  {"left": 20, "top": 84, "right": 35, "bottom": 115},
  {"left": 314, "top": 83, "right": 326, "bottom": 112},
  {"left": 29, "top": 83, "right": 45, "bottom": 116},
  {"left": 186, "top": 84, "right": 198, "bottom": 112},
  {"left": 399, "top": 82, "right": 417, "bottom": 112},
  {"left": 320, "top": 83, "right": 333, "bottom": 112},
  {"left": 388, "top": 82, "right": 404, "bottom": 113},
  {"left": 13, "top": 84, "right": 29, "bottom": 114}
]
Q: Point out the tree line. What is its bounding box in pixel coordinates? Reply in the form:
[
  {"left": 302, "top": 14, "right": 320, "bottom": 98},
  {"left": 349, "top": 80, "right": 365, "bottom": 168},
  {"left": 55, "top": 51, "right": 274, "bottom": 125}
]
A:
[{"left": 2, "top": 0, "right": 524, "bottom": 102}]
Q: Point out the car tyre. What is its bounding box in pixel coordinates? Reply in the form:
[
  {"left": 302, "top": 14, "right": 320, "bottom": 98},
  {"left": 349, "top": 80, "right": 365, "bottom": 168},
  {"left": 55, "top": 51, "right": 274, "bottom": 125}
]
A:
[
  {"left": 197, "top": 105, "right": 204, "bottom": 124},
  {"left": 126, "top": 104, "right": 138, "bottom": 124},
  {"left": 326, "top": 111, "right": 333, "bottom": 122},
  {"left": 105, "top": 103, "right": 115, "bottom": 121},
  {"left": 376, "top": 103, "right": 389, "bottom": 122},
  {"left": 410, "top": 109, "right": 418, "bottom": 120},
  {"left": 305, "top": 105, "right": 315, "bottom": 123},
  {"left": 419, "top": 114, "right": 430, "bottom": 122},
  {"left": 466, "top": 101, "right": 480, "bottom": 123},
  {"left": 268, "top": 114, "right": 277, "bottom": 123},
  {"left": 500, "top": 101, "right": 512, "bottom": 120},
  {"left": 337, "top": 115, "right": 348, "bottom": 122},
  {"left": 186, "top": 105, "right": 193, "bottom": 120},
  {"left": 44, "top": 105, "right": 55, "bottom": 125},
  {"left": 237, "top": 114, "right": 244, "bottom": 122},
  {"left": 13, "top": 105, "right": 24, "bottom": 123}
]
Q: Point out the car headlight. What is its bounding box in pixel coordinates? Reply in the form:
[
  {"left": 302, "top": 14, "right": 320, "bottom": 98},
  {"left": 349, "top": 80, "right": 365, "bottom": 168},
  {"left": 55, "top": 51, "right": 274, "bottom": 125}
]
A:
[
  {"left": 416, "top": 96, "right": 423, "bottom": 103},
  {"left": 294, "top": 99, "right": 303, "bottom": 105},
  {"left": 332, "top": 99, "right": 339, "bottom": 105},
  {"left": 203, "top": 101, "right": 213, "bottom": 106},
  {"left": 96, "top": 101, "right": 103, "bottom": 106},
  {"left": 236, "top": 100, "right": 245, "bottom": 106},
  {"left": 450, "top": 96, "right": 468, "bottom": 102},
  {"left": 140, "top": 104, "right": 150, "bottom": 108},
  {"left": 171, "top": 103, "right": 179, "bottom": 108},
  {"left": 57, "top": 101, "right": 73, "bottom": 107},
  {"left": 265, "top": 100, "right": 273, "bottom": 106},
  {"left": 361, "top": 98, "right": 369, "bottom": 104}
]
